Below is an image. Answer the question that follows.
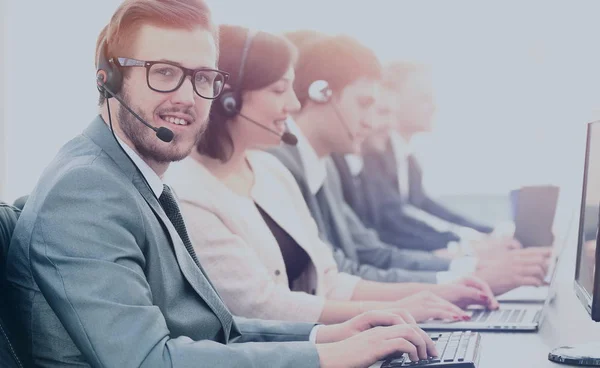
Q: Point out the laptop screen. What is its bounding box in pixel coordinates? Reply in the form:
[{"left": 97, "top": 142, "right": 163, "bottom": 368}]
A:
[{"left": 574, "top": 121, "right": 600, "bottom": 320}]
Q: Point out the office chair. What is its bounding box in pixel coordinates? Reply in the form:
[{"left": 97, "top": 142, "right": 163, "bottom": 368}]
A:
[
  {"left": 12, "top": 196, "right": 28, "bottom": 211},
  {"left": 0, "top": 202, "right": 27, "bottom": 367}
]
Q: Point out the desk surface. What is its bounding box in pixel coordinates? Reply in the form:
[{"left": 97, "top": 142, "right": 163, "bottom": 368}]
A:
[{"left": 476, "top": 238, "right": 600, "bottom": 368}]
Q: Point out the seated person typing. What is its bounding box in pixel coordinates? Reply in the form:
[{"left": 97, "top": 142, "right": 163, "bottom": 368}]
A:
[
  {"left": 4, "top": 2, "right": 437, "bottom": 367},
  {"left": 167, "top": 25, "right": 497, "bottom": 326}
]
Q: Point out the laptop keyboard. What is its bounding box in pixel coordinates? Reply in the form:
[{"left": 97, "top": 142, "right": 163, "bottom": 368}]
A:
[
  {"left": 381, "top": 331, "right": 481, "bottom": 367},
  {"left": 469, "top": 309, "right": 527, "bottom": 324}
]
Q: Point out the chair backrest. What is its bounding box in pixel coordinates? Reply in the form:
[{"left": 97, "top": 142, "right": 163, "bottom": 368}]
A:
[
  {"left": 12, "top": 196, "right": 28, "bottom": 211},
  {"left": 0, "top": 203, "right": 26, "bottom": 368}
]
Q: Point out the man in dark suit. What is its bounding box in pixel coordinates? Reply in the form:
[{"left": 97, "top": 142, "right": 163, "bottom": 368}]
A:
[{"left": 3, "top": 2, "right": 436, "bottom": 367}]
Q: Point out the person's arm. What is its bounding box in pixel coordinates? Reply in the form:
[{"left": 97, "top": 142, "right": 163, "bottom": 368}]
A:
[
  {"left": 379, "top": 204, "right": 460, "bottom": 252},
  {"left": 330, "top": 248, "right": 439, "bottom": 283},
  {"left": 362, "top": 171, "right": 459, "bottom": 252},
  {"left": 352, "top": 279, "right": 436, "bottom": 302},
  {"left": 342, "top": 202, "right": 451, "bottom": 272},
  {"left": 409, "top": 161, "right": 493, "bottom": 233},
  {"left": 233, "top": 317, "right": 316, "bottom": 343},
  {"left": 181, "top": 201, "right": 421, "bottom": 324},
  {"left": 181, "top": 201, "right": 330, "bottom": 323},
  {"left": 31, "top": 166, "right": 319, "bottom": 368}
]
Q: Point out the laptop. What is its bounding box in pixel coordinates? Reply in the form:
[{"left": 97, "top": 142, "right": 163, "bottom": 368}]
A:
[
  {"left": 496, "top": 190, "right": 578, "bottom": 303},
  {"left": 418, "top": 184, "right": 584, "bottom": 331},
  {"left": 418, "top": 245, "right": 563, "bottom": 332}
]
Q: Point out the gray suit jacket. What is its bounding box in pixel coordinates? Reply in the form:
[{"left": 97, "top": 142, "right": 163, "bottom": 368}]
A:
[
  {"left": 5, "top": 116, "right": 320, "bottom": 368},
  {"left": 268, "top": 145, "right": 450, "bottom": 284}
]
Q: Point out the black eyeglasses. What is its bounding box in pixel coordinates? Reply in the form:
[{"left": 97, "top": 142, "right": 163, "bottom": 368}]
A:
[{"left": 114, "top": 57, "right": 229, "bottom": 100}]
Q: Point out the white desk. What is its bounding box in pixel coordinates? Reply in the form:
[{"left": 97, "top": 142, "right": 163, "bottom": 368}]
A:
[
  {"left": 476, "top": 237, "right": 600, "bottom": 368},
  {"left": 373, "top": 234, "right": 600, "bottom": 367}
]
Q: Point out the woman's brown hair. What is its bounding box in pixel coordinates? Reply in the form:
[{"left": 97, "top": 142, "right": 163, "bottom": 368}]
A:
[{"left": 196, "top": 25, "right": 297, "bottom": 162}]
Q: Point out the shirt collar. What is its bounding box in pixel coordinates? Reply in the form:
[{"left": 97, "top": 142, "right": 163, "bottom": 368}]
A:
[
  {"left": 116, "top": 135, "right": 164, "bottom": 198},
  {"left": 286, "top": 118, "right": 327, "bottom": 195},
  {"left": 344, "top": 154, "right": 364, "bottom": 176}
]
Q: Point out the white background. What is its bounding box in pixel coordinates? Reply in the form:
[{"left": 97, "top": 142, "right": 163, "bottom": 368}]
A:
[{"left": 1, "top": 0, "right": 599, "bottom": 203}]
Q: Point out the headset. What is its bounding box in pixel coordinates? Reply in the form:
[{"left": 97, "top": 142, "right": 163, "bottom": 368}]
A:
[
  {"left": 307, "top": 79, "right": 333, "bottom": 104},
  {"left": 217, "top": 29, "right": 258, "bottom": 118},
  {"left": 307, "top": 79, "right": 354, "bottom": 139},
  {"left": 96, "top": 39, "right": 174, "bottom": 143},
  {"left": 214, "top": 29, "right": 298, "bottom": 145},
  {"left": 96, "top": 40, "right": 123, "bottom": 98}
]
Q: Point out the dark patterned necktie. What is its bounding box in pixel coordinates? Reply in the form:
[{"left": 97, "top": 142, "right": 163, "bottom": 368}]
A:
[
  {"left": 158, "top": 185, "right": 201, "bottom": 268},
  {"left": 158, "top": 185, "right": 234, "bottom": 336}
]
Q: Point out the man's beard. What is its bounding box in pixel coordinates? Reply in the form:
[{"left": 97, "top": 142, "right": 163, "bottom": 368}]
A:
[{"left": 117, "top": 90, "right": 206, "bottom": 165}]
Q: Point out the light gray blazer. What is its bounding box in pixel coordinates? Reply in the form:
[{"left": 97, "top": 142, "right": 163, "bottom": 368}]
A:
[
  {"left": 268, "top": 144, "right": 451, "bottom": 284},
  {"left": 5, "top": 116, "right": 320, "bottom": 368}
]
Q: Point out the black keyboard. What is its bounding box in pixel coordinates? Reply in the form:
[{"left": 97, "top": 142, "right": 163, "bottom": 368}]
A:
[{"left": 381, "top": 331, "right": 481, "bottom": 367}]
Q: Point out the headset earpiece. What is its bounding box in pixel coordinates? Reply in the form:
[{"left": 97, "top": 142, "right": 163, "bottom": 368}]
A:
[
  {"left": 217, "top": 88, "right": 241, "bottom": 118},
  {"left": 308, "top": 80, "right": 333, "bottom": 104},
  {"left": 216, "top": 29, "right": 257, "bottom": 118},
  {"left": 96, "top": 40, "right": 123, "bottom": 98}
]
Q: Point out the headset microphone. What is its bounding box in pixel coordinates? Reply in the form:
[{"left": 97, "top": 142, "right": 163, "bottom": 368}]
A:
[
  {"left": 237, "top": 112, "right": 298, "bottom": 146},
  {"left": 217, "top": 29, "right": 297, "bottom": 146},
  {"left": 96, "top": 75, "right": 174, "bottom": 143},
  {"left": 281, "top": 131, "right": 299, "bottom": 146}
]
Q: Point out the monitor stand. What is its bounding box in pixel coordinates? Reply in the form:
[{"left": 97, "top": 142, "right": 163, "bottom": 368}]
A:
[{"left": 549, "top": 343, "right": 600, "bottom": 366}]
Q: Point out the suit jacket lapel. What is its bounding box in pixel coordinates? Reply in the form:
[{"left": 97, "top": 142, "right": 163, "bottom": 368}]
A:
[
  {"left": 84, "top": 116, "right": 234, "bottom": 340},
  {"left": 271, "top": 146, "right": 328, "bottom": 240}
]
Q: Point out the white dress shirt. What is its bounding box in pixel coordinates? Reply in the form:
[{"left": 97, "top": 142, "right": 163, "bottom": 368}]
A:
[
  {"left": 344, "top": 154, "right": 364, "bottom": 176},
  {"left": 117, "top": 134, "right": 322, "bottom": 342},
  {"left": 388, "top": 131, "right": 412, "bottom": 203},
  {"left": 116, "top": 136, "right": 164, "bottom": 198}
]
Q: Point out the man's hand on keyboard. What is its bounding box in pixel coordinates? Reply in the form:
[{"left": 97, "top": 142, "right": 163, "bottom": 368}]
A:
[{"left": 316, "top": 324, "right": 437, "bottom": 368}]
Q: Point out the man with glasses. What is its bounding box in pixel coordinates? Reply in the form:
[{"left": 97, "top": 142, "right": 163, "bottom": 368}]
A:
[{"left": 5, "top": 1, "right": 435, "bottom": 367}]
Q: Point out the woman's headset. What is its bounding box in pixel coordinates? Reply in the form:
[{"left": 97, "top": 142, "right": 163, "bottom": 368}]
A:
[{"left": 216, "top": 29, "right": 258, "bottom": 118}]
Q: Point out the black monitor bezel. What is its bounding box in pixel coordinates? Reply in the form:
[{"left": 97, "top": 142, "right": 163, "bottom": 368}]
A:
[{"left": 574, "top": 121, "right": 600, "bottom": 322}]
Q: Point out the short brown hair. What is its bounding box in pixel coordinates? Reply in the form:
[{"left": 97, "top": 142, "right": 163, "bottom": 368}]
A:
[
  {"left": 283, "top": 29, "right": 327, "bottom": 50},
  {"left": 382, "top": 62, "right": 428, "bottom": 92},
  {"left": 95, "top": 0, "right": 217, "bottom": 104},
  {"left": 293, "top": 35, "right": 381, "bottom": 107},
  {"left": 196, "top": 25, "right": 297, "bottom": 162}
]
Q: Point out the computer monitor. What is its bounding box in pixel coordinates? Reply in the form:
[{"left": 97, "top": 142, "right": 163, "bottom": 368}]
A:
[
  {"left": 574, "top": 121, "right": 600, "bottom": 322},
  {"left": 549, "top": 121, "right": 600, "bottom": 366}
]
